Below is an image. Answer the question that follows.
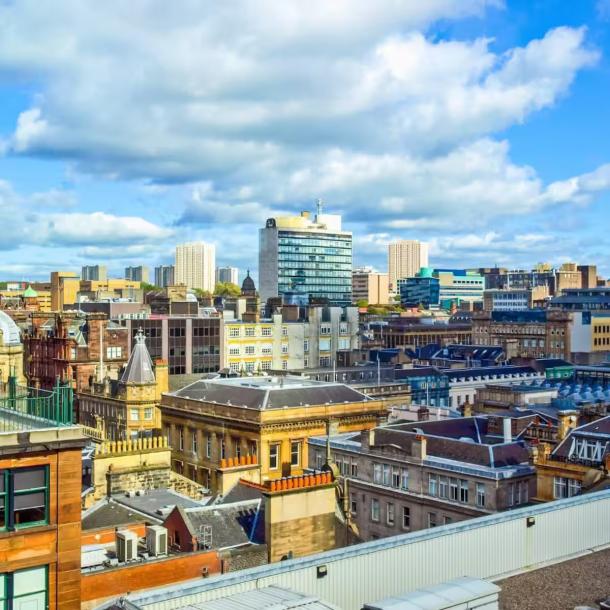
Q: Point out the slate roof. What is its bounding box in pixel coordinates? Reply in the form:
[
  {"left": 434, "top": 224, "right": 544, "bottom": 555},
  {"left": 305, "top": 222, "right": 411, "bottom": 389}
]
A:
[
  {"left": 120, "top": 329, "right": 156, "bottom": 384},
  {"left": 172, "top": 377, "right": 373, "bottom": 409},
  {"left": 112, "top": 488, "right": 207, "bottom": 519},
  {"left": 178, "top": 500, "right": 263, "bottom": 549},
  {"left": 82, "top": 498, "right": 154, "bottom": 531},
  {"left": 217, "top": 481, "right": 264, "bottom": 505}
]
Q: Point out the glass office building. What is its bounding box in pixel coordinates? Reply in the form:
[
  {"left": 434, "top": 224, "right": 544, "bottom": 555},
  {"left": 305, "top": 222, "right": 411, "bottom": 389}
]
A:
[{"left": 259, "top": 210, "right": 352, "bottom": 306}]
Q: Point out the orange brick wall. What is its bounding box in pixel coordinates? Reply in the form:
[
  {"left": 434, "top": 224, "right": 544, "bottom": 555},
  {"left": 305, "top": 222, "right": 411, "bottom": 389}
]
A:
[
  {"left": 81, "top": 523, "right": 147, "bottom": 546},
  {"left": 81, "top": 550, "right": 221, "bottom": 607}
]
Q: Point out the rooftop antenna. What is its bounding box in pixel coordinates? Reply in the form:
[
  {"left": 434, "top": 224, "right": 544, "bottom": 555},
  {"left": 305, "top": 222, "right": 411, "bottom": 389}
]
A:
[{"left": 316, "top": 198, "right": 323, "bottom": 219}]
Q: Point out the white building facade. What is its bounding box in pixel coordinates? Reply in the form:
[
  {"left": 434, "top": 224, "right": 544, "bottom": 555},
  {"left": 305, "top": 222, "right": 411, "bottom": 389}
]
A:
[{"left": 175, "top": 242, "right": 216, "bottom": 292}]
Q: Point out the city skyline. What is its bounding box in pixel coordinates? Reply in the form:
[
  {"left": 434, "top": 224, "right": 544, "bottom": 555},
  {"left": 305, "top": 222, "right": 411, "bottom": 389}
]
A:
[{"left": 1, "top": 1, "right": 610, "bottom": 281}]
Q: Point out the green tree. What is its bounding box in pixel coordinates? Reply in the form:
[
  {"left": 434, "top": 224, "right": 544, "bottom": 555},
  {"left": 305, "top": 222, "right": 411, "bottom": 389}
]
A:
[
  {"left": 355, "top": 299, "right": 369, "bottom": 308},
  {"left": 194, "top": 288, "right": 213, "bottom": 299},
  {"left": 214, "top": 282, "right": 241, "bottom": 297},
  {"left": 140, "top": 282, "right": 161, "bottom": 293}
]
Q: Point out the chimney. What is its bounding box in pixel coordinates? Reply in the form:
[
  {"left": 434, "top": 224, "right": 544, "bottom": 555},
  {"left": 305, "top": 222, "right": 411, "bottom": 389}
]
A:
[
  {"left": 417, "top": 406, "right": 430, "bottom": 421},
  {"left": 503, "top": 417, "right": 512, "bottom": 443},
  {"left": 462, "top": 398, "right": 473, "bottom": 418},
  {"left": 557, "top": 410, "right": 578, "bottom": 441},
  {"left": 412, "top": 434, "right": 427, "bottom": 461}
]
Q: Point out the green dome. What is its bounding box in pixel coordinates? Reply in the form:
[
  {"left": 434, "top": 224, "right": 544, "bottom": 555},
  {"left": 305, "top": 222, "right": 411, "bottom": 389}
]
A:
[
  {"left": 23, "top": 285, "right": 38, "bottom": 298},
  {"left": 417, "top": 267, "right": 434, "bottom": 278}
]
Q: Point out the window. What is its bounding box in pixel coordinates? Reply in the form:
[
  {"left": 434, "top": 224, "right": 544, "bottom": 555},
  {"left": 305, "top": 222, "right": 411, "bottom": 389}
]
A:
[
  {"left": 303, "top": 339, "right": 309, "bottom": 352},
  {"left": 351, "top": 459, "right": 358, "bottom": 477},
  {"left": 371, "top": 498, "right": 380, "bottom": 522},
  {"left": 269, "top": 444, "right": 280, "bottom": 470},
  {"left": 428, "top": 473, "right": 438, "bottom": 496},
  {"left": 144, "top": 408, "right": 153, "bottom": 421},
  {"left": 350, "top": 493, "right": 357, "bottom": 515},
  {"left": 245, "top": 362, "right": 255, "bottom": 372},
  {"left": 401, "top": 469, "right": 409, "bottom": 491},
  {"left": 281, "top": 344, "right": 289, "bottom": 354},
  {"left": 449, "top": 478, "right": 458, "bottom": 501},
  {"left": 0, "top": 566, "right": 48, "bottom": 609},
  {"left": 1, "top": 467, "right": 49, "bottom": 531},
  {"left": 130, "top": 408, "right": 139, "bottom": 421},
  {"left": 319, "top": 356, "right": 331, "bottom": 367},
  {"left": 554, "top": 477, "right": 581, "bottom": 499},
  {"left": 220, "top": 438, "right": 226, "bottom": 459},
  {"left": 229, "top": 347, "right": 240, "bottom": 356},
  {"left": 428, "top": 512, "right": 437, "bottom": 528},
  {"left": 386, "top": 502, "right": 395, "bottom": 525},
  {"left": 261, "top": 360, "right": 272, "bottom": 371},
  {"left": 178, "top": 427, "right": 184, "bottom": 451},
  {"left": 320, "top": 324, "right": 331, "bottom": 335},
  {"left": 373, "top": 463, "right": 382, "bottom": 484},
  {"left": 282, "top": 326, "right": 288, "bottom": 337},
  {"left": 290, "top": 441, "right": 301, "bottom": 467},
  {"left": 229, "top": 327, "right": 240, "bottom": 337},
  {"left": 392, "top": 466, "right": 400, "bottom": 489},
  {"left": 315, "top": 451, "right": 324, "bottom": 470},
  {"left": 439, "top": 476, "right": 448, "bottom": 499},
  {"left": 191, "top": 429, "right": 198, "bottom": 453},
  {"left": 106, "top": 346, "right": 122, "bottom": 359},
  {"left": 206, "top": 434, "right": 212, "bottom": 459},
  {"left": 245, "top": 327, "right": 255, "bottom": 337},
  {"left": 402, "top": 506, "right": 410, "bottom": 529},
  {"left": 476, "top": 483, "right": 486, "bottom": 507},
  {"left": 249, "top": 441, "right": 258, "bottom": 457},
  {"left": 261, "top": 327, "right": 272, "bottom": 337},
  {"left": 459, "top": 479, "right": 469, "bottom": 503},
  {"left": 281, "top": 361, "right": 288, "bottom": 370},
  {"left": 244, "top": 345, "right": 255, "bottom": 355},
  {"left": 382, "top": 464, "right": 390, "bottom": 486},
  {"left": 444, "top": 516, "right": 453, "bottom": 525}
]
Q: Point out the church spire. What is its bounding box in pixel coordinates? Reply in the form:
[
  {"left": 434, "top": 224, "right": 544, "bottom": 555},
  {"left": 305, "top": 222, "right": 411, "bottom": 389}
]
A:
[{"left": 120, "top": 329, "right": 156, "bottom": 385}]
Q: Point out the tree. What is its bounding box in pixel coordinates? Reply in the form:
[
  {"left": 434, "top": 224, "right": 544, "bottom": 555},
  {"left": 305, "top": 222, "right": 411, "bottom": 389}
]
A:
[
  {"left": 214, "top": 282, "right": 241, "bottom": 297},
  {"left": 355, "top": 299, "right": 369, "bottom": 308},
  {"left": 193, "top": 288, "right": 213, "bottom": 299},
  {"left": 140, "top": 282, "right": 161, "bottom": 293}
]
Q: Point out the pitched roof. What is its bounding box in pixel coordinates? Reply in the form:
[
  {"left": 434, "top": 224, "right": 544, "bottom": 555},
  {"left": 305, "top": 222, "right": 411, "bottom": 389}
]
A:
[{"left": 120, "top": 329, "right": 156, "bottom": 385}]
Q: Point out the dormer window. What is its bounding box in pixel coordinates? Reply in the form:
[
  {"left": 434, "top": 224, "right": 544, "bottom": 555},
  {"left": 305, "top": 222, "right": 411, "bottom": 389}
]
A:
[{"left": 569, "top": 437, "right": 605, "bottom": 463}]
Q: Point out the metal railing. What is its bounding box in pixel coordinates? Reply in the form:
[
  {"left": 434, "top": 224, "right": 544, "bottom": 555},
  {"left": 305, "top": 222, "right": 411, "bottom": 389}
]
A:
[{"left": 0, "top": 376, "right": 74, "bottom": 433}]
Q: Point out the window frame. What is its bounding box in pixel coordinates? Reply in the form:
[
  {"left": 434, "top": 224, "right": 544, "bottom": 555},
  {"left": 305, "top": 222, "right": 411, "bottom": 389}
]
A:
[
  {"left": 0, "top": 565, "right": 49, "bottom": 609},
  {"left": 290, "top": 441, "right": 302, "bottom": 467},
  {"left": 0, "top": 466, "right": 50, "bottom": 532},
  {"left": 269, "top": 443, "right": 280, "bottom": 470}
]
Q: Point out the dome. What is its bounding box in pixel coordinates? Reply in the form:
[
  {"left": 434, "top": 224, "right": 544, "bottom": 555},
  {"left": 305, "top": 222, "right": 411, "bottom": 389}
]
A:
[
  {"left": 0, "top": 311, "right": 21, "bottom": 346},
  {"left": 241, "top": 270, "right": 256, "bottom": 295},
  {"left": 417, "top": 267, "right": 435, "bottom": 278},
  {"left": 23, "top": 285, "right": 38, "bottom": 298}
]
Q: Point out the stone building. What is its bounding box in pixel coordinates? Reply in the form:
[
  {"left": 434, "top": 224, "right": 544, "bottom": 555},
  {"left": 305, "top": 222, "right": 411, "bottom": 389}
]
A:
[
  {"left": 77, "top": 330, "right": 168, "bottom": 440},
  {"left": 370, "top": 318, "right": 472, "bottom": 350},
  {"left": 25, "top": 312, "right": 128, "bottom": 391},
  {"left": 309, "top": 416, "right": 535, "bottom": 541},
  {"left": 160, "top": 376, "right": 387, "bottom": 492},
  {"left": 0, "top": 310, "right": 25, "bottom": 384}
]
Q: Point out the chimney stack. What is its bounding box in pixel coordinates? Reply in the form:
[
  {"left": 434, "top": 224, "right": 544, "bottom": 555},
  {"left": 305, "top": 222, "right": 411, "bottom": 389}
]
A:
[{"left": 557, "top": 410, "right": 579, "bottom": 441}]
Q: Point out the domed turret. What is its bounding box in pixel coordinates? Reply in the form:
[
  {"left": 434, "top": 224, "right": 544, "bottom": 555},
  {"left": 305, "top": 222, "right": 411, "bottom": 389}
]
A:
[{"left": 241, "top": 270, "right": 256, "bottom": 296}]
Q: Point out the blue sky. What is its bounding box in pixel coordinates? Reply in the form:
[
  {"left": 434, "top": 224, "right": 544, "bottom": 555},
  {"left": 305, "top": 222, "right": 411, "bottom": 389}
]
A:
[{"left": 1, "top": 0, "right": 610, "bottom": 282}]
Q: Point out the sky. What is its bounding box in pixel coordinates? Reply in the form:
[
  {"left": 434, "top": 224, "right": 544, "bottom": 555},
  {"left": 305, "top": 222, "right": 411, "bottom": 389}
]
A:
[{"left": 1, "top": 0, "right": 610, "bottom": 283}]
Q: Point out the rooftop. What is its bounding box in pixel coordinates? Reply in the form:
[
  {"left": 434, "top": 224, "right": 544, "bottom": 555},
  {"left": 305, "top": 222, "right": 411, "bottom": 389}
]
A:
[
  {"left": 82, "top": 497, "right": 153, "bottom": 531},
  {"left": 112, "top": 488, "right": 208, "bottom": 520},
  {"left": 171, "top": 376, "right": 373, "bottom": 409}
]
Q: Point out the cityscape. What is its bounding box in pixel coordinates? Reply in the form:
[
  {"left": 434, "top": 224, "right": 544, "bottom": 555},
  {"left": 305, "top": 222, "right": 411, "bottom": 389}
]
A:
[{"left": 1, "top": 3, "right": 610, "bottom": 610}]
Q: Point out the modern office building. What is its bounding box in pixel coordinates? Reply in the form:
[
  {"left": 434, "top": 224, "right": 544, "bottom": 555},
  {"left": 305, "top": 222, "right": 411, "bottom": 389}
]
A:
[
  {"left": 50, "top": 271, "right": 80, "bottom": 311},
  {"left": 259, "top": 206, "right": 352, "bottom": 306},
  {"left": 125, "top": 265, "right": 150, "bottom": 283},
  {"left": 175, "top": 242, "right": 216, "bottom": 292},
  {"left": 352, "top": 269, "right": 390, "bottom": 305},
  {"left": 399, "top": 268, "right": 440, "bottom": 308},
  {"left": 216, "top": 266, "right": 239, "bottom": 286},
  {"left": 154, "top": 265, "right": 175, "bottom": 288},
  {"left": 434, "top": 269, "right": 485, "bottom": 306},
  {"left": 388, "top": 240, "right": 429, "bottom": 291},
  {"left": 483, "top": 286, "right": 549, "bottom": 311},
  {"left": 81, "top": 265, "right": 107, "bottom": 282}
]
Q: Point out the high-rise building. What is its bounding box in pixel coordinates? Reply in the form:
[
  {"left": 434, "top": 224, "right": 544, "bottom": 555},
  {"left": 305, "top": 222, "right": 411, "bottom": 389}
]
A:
[
  {"left": 50, "top": 271, "right": 79, "bottom": 310},
  {"left": 154, "top": 265, "right": 175, "bottom": 288},
  {"left": 216, "top": 266, "right": 239, "bottom": 285},
  {"left": 125, "top": 265, "right": 149, "bottom": 283},
  {"left": 388, "top": 240, "right": 429, "bottom": 290},
  {"left": 81, "top": 264, "right": 107, "bottom": 281},
  {"left": 578, "top": 264, "right": 597, "bottom": 289},
  {"left": 175, "top": 242, "right": 215, "bottom": 292},
  {"left": 352, "top": 268, "right": 390, "bottom": 305},
  {"left": 259, "top": 205, "right": 352, "bottom": 306}
]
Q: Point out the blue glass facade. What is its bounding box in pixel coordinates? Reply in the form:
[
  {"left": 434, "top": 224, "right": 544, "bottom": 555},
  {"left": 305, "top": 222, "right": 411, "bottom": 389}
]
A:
[
  {"left": 399, "top": 277, "right": 440, "bottom": 308},
  {"left": 276, "top": 230, "right": 352, "bottom": 305}
]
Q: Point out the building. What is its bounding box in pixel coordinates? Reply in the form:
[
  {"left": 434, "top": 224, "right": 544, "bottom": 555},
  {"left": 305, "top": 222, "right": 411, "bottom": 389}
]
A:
[
  {"left": 0, "top": 376, "right": 87, "bottom": 610},
  {"left": 472, "top": 310, "right": 572, "bottom": 360},
  {"left": 352, "top": 269, "right": 390, "bottom": 305},
  {"left": 125, "top": 265, "right": 150, "bottom": 283},
  {"left": 175, "top": 242, "right": 216, "bottom": 292},
  {"left": 216, "top": 266, "right": 239, "bottom": 286},
  {"left": 388, "top": 240, "right": 429, "bottom": 291},
  {"left": 259, "top": 207, "right": 352, "bottom": 306},
  {"left": 309, "top": 416, "right": 535, "bottom": 541},
  {"left": 124, "top": 316, "right": 221, "bottom": 376},
  {"left": 50, "top": 271, "right": 80, "bottom": 311},
  {"left": 160, "top": 376, "right": 386, "bottom": 491},
  {"left": 222, "top": 306, "right": 359, "bottom": 374},
  {"left": 434, "top": 269, "right": 485, "bottom": 306},
  {"left": 81, "top": 265, "right": 107, "bottom": 282},
  {"left": 483, "top": 286, "right": 549, "bottom": 311},
  {"left": 0, "top": 311, "right": 26, "bottom": 384},
  {"left": 369, "top": 318, "right": 472, "bottom": 350},
  {"left": 534, "top": 414, "right": 610, "bottom": 501},
  {"left": 549, "top": 286, "right": 610, "bottom": 311},
  {"left": 578, "top": 264, "right": 597, "bottom": 289},
  {"left": 399, "top": 269, "right": 440, "bottom": 308},
  {"left": 74, "top": 299, "right": 150, "bottom": 321},
  {"left": 554, "top": 262, "right": 582, "bottom": 293},
  {"left": 77, "top": 330, "right": 167, "bottom": 440},
  {"left": 25, "top": 312, "right": 129, "bottom": 392},
  {"left": 76, "top": 278, "right": 142, "bottom": 303},
  {"left": 154, "top": 265, "right": 175, "bottom": 288}
]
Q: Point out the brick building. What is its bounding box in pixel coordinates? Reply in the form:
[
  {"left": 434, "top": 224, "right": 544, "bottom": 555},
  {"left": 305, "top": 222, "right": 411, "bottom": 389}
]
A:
[{"left": 25, "top": 312, "right": 128, "bottom": 392}]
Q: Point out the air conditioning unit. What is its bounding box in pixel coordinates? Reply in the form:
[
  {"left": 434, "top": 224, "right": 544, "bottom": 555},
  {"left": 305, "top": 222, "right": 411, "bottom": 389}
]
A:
[
  {"left": 146, "top": 525, "right": 168, "bottom": 557},
  {"left": 116, "top": 530, "right": 138, "bottom": 562}
]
